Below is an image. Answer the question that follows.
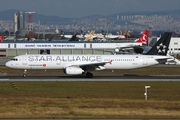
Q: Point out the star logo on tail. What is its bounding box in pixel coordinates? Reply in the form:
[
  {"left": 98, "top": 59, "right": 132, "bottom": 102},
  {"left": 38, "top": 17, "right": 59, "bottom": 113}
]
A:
[{"left": 156, "top": 43, "right": 167, "bottom": 54}]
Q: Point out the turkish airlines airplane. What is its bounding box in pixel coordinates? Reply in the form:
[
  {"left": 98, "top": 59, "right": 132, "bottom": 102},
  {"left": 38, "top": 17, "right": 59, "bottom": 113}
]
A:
[
  {"left": 101, "top": 30, "right": 126, "bottom": 39},
  {"left": 61, "top": 30, "right": 96, "bottom": 40},
  {"left": 110, "top": 30, "right": 150, "bottom": 54},
  {"left": 5, "top": 32, "right": 173, "bottom": 78}
]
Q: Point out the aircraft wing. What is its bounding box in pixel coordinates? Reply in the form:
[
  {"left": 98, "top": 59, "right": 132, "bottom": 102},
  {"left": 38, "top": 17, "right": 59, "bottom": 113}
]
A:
[{"left": 64, "top": 61, "right": 112, "bottom": 71}]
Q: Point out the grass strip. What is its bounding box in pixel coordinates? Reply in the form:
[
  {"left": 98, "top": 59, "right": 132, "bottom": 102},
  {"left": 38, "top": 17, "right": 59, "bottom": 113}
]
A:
[{"left": 0, "top": 81, "right": 180, "bottom": 119}]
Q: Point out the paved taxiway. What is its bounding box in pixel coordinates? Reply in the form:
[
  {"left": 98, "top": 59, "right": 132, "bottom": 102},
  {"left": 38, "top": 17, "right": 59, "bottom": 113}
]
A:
[{"left": 0, "top": 74, "right": 180, "bottom": 81}]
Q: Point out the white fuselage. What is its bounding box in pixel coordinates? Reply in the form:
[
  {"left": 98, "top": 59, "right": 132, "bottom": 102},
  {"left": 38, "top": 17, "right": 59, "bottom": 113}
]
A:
[{"left": 5, "top": 54, "right": 170, "bottom": 70}]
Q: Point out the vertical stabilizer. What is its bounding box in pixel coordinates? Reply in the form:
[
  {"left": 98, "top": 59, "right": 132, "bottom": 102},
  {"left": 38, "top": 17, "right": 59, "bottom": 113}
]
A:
[
  {"left": 84, "top": 30, "right": 95, "bottom": 42},
  {"left": 135, "top": 30, "right": 150, "bottom": 45},
  {"left": 145, "top": 32, "right": 172, "bottom": 55}
]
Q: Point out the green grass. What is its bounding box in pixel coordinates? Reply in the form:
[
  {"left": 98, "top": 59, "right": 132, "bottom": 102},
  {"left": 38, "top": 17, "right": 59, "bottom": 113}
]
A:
[
  {"left": 0, "top": 81, "right": 180, "bottom": 119},
  {"left": 1, "top": 66, "right": 180, "bottom": 118},
  {"left": 1, "top": 81, "right": 179, "bottom": 100}
]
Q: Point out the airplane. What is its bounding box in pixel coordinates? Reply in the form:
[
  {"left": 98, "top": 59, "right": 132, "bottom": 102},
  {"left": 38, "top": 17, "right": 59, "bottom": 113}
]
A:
[
  {"left": 82, "top": 30, "right": 108, "bottom": 42},
  {"left": 101, "top": 30, "right": 126, "bottom": 39},
  {"left": 76, "top": 30, "right": 86, "bottom": 39},
  {"left": 79, "top": 30, "right": 125, "bottom": 42},
  {"left": 60, "top": 30, "right": 84, "bottom": 39},
  {"left": 60, "top": 30, "right": 73, "bottom": 39},
  {"left": 105, "top": 33, "right": 126, "bottom": 39},
  {"left": 107, "top": 30, "right": 150, "bottom": 54},
  {"left": 5, "top": 32, "right": 174, "bottom": 78},
  {"left": 134, "top": 29, "right": 150, "bottom": 45},
  {"left": 62, "top": 30, "right": 96, "bottom": 40},
  {"left": 0, "top": 35, "right": 4, "bottom": 42}
]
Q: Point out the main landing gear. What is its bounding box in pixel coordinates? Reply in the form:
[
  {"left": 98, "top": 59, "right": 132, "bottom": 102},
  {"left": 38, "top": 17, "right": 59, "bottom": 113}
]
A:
[
  {"left": 23, "top": 69, "right": 27, "bottom": 77},
  {"left": 86, "top": 72, "right": 93, "bottom": 78}
]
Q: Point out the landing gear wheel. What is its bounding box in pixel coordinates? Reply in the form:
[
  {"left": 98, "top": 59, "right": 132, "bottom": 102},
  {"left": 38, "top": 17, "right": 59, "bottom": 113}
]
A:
[
  {"left": 23, "top": 74, "right": 27, "bottom": 77},
  {"left": 86, "top": 72, "right": 93, "bottom": 78},
  {"left": 23, "top": 69, "right": 27, "bottom": 78}
]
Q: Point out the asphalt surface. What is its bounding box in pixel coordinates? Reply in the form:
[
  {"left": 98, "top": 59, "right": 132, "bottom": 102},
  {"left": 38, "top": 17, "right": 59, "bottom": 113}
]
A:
[{"left": 0, "top": 74, "right": 180, "bottom": 81}]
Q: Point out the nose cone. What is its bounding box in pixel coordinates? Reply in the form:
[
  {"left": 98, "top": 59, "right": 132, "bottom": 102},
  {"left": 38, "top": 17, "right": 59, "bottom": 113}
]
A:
[{"left": 5, "top": 61, "right": 12, "bottom": 68}]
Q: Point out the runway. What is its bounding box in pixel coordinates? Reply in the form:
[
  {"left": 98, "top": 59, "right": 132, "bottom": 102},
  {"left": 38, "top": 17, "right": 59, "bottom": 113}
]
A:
[{"left": 1, "top": 74, "right": 180, "bottom": 81}]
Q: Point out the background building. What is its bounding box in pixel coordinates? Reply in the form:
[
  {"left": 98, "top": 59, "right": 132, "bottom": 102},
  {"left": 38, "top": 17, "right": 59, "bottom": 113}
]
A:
[
  {"left": 14, "top": 11, "right": 26, "bottom": 37},
  {"left": 13, "top": 13, "right": 18, "bottom": 34}
]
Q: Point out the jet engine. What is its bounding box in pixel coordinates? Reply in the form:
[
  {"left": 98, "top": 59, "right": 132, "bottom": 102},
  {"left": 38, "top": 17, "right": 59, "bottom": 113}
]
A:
[
  {"left": 114, "top": 48, "right": 119, "bottom": 53},
  {"left": 64, "top": 67, "right": 84, "bottom": 75}
]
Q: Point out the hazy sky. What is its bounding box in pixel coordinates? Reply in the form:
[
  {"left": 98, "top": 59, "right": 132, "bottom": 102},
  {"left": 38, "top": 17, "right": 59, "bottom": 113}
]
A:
[{"left": 1, "top": 0, "right": 180, "bottom": 18}]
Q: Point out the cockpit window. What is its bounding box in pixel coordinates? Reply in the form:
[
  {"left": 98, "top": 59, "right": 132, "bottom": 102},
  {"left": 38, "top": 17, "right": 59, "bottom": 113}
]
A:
[{"left": 11, "top": 58, "right": 18, "bottom": 61}]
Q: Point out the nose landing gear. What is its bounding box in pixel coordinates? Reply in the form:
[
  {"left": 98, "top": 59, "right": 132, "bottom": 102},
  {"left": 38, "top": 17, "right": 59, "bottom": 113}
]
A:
[{"left": 23, "top": 69, "right": 27, "bottom": 77}]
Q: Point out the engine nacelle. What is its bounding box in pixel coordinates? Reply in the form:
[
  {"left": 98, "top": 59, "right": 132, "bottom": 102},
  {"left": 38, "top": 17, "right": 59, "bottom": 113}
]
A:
[
  {"left": 64, "top": 67, "right": 84, "bottom": 75},
  {"left": 114, "top": 48, "right": 119, "bottom": 53}
]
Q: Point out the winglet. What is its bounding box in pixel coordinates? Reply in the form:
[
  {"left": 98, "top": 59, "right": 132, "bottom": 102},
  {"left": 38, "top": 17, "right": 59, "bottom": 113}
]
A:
[{"left": 145, "top": 32, "right": 172, "bottom": 55}]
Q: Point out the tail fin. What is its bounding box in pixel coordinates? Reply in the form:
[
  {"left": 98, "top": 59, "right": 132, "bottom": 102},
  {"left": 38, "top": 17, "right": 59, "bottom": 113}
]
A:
[
  {"left": 0, "top": 35, "right": 4, "bottom": 42},
  {"left": 84, "top": 30, "right": 95, "bottom": 42},
  {"left": 81, "top": 30, "right": 85, "bottom": 35},
  {"left": 135, "top": 29, "right": 150, "bottom": 45},
  {"left": 102, "top": 30, "right": 106, "bottom": 35},
  {"left": 145, "top": 32, "right": 172, "bottom": 55},
  {"left": 60, "top": 30, "right": 64, "bottom": 35},
  {"left": 89, "top": 30, "right": 95, "bottom": 36}
]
